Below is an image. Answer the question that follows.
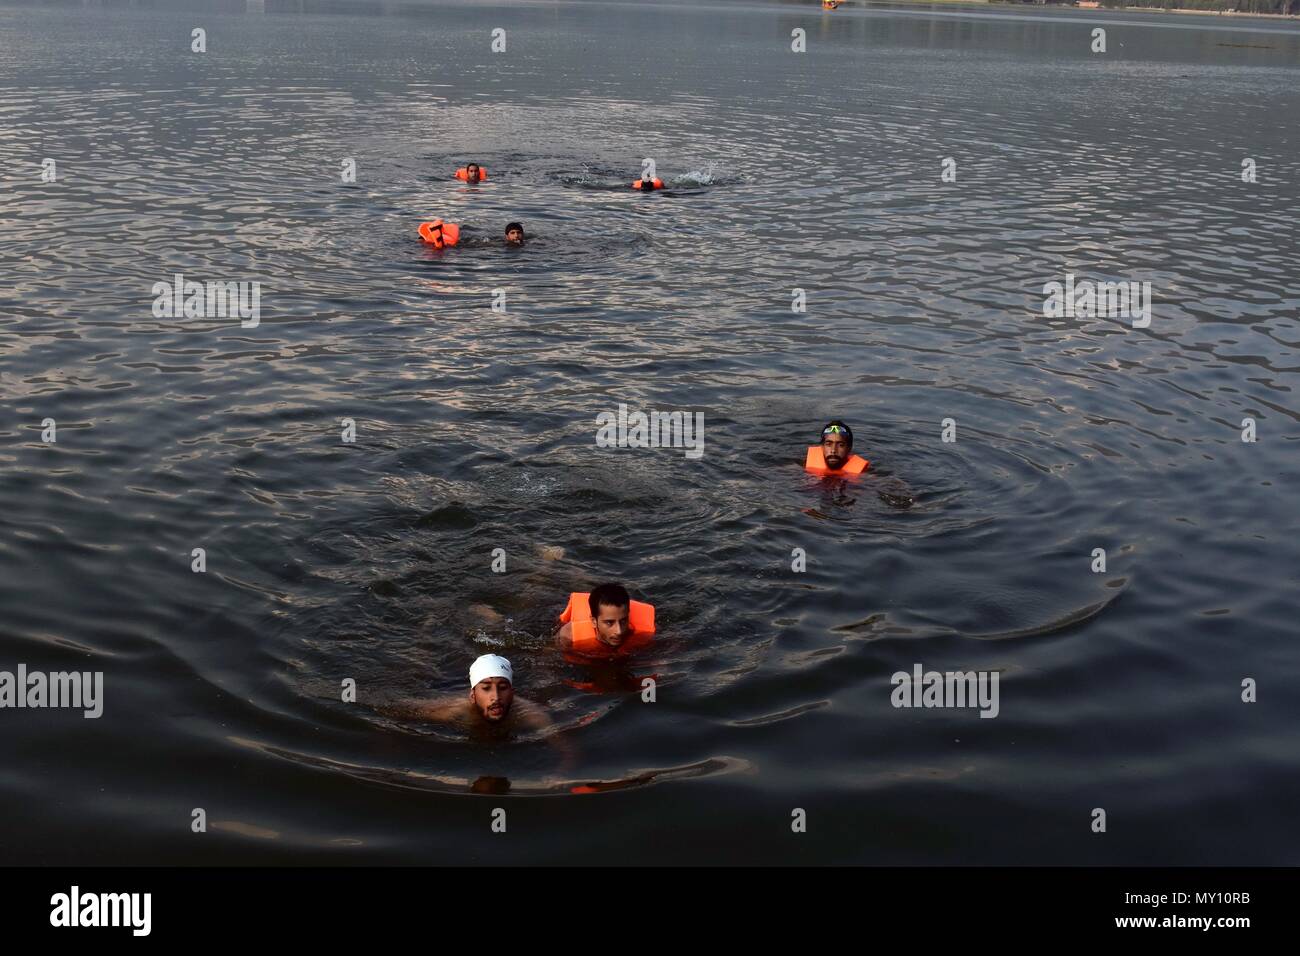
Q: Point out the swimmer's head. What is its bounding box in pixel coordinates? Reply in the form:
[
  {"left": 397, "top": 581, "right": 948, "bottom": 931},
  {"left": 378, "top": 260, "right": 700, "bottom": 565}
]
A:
[
  {"left": 820, "top": 420, "right": 853, "bottom": 471},
  {"left": 468, "top": 654, "right": 514, "bottom": 721},
  {"left": 465, "top": 163, "right": 482, "bottom": 183},
  {"left": 639, "top": 178, "right": 656, "bottom": 192},
  {"left": 505, "top": 222, "right": 524, "bottom": 245},
  {"left": 588, "top": 582, "right": 633, "bottom": 649}
]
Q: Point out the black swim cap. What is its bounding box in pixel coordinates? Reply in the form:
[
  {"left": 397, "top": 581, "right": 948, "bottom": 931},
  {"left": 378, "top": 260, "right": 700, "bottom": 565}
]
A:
[{"left": 820, "top": 420, "right": 853, "bottom": 448}]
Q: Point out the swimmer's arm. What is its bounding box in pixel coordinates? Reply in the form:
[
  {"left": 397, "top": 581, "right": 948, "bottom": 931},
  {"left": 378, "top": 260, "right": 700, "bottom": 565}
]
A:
[
  {"left": 516, "top": 699, "right": 577, "bottom": 772},
  {"left": 379, "top": 698, "right": 467, "bottom": 723},
  {"left": 513, "top": 698, "right": 554, "bottom": 733},
  {"left": 874, "top": 475, "right": 916, "bottom": 509},
  {"left": 554, "top": 621, "right": 573, "bottom": 653}
]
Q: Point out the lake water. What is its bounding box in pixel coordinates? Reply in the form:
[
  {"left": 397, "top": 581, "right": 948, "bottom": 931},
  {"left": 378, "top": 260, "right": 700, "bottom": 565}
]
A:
[{"left": 1, "top": 0, "right": 1297, "bottom": 864}]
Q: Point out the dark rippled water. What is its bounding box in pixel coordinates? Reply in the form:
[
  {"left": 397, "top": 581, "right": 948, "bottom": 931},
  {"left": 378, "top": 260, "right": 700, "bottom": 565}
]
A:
[{"left": 1, "top": 0, "right": 1297, "bottom": 864}]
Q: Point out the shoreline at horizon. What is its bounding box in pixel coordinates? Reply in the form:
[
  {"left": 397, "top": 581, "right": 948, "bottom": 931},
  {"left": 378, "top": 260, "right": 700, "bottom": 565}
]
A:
[{"left": 854, "top": 0, "right": 1300, "bottom": 21}]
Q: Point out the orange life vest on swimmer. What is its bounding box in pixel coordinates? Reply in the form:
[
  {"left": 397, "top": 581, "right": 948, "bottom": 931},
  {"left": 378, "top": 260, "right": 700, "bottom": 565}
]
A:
[
  {"left": 631, "top": 178, "right": 664, "bottom": 190},
  {"left": 418, "top": 219, "right": 460, "bottom": 249},
  {"left": 804, "top": 446, "right": 869, "bottom": 476},
  {"left": 559, "top": 592, "right": 655, "bottom": 654},
  {"left": 455, "top": 167, "right": 487, "bottom": 182}
]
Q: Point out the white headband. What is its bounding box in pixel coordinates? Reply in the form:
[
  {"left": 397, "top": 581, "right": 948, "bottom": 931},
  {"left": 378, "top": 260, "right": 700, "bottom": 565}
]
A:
[{"left": 469, "top": 654, "right": 513, "bottom": 688}]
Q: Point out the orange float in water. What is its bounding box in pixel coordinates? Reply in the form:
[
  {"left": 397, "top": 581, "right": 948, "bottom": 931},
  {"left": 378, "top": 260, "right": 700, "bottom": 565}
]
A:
[
  {"left": 455, "top": 167, "right": 487, "bottom": 181},
  {"left": 631, "top": 178, "right": 664, "bottom": 190},
  {"left": 804, "top": 446, "right": 869, "bottom": 476},
  {"left": 417, "top": 219, "right": 460, "bottom": 249},
  {"left": 559, "top": 591, "right": 655, "bottom": 654}
]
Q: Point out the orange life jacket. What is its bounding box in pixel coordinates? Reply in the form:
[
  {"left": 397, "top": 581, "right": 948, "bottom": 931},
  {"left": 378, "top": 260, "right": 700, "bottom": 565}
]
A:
[
  {"left": 455, "top": 167, "right": 487, "bottom": 182},
  {"left": 804, "top": 446, "right": 869, "bottom": 476},
  {"left": 559, "top": 592, "right": 655, "bottom": 654},
  {"left": 631, "top": 178, "right": 664, "bottom": 190},
  {"left": 418, "top": 219, "right": 460, "bottom": 249}
]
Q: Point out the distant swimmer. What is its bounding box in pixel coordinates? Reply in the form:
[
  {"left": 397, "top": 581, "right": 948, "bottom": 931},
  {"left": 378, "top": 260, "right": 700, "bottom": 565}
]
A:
[
  {"left": 455, "top": 163, "right": 487, "bottom": 183},
  {"left": 418, "top": 220, "right": 526, "bottom": 249},
  {"left": 802, "top": 420, "right": 916, "bottom": 507},
  {"left": 632, "top": 176, "right": 664, "bottom": 191},
  {"left": 389, "top": 654, "right": 551, "bottom": 733},
  {"left": 804, "top": 420, "right": 869, "bottom": 476},
  {"left": 555, "top": 583, "right": 656, "bottom": 657}
]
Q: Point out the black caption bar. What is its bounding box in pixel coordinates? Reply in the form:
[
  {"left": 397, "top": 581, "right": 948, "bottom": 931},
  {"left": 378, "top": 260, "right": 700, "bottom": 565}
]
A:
[{"left": 0, "top": 866, "right": 1284, "bottom": 941}]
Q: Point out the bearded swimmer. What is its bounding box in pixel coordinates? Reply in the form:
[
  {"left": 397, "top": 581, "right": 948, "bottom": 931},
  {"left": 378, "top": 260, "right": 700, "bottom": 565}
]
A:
[
  {"left": 802, "top": 419, "right": 915, "bottom": 508},
  {"left": 803, "top": 420, "right": 869, "bottom": 475},
  {"left": 387, "top": 654, "right": 551, "bottom": 733}
]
